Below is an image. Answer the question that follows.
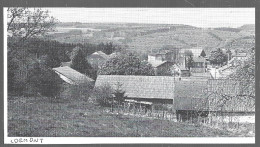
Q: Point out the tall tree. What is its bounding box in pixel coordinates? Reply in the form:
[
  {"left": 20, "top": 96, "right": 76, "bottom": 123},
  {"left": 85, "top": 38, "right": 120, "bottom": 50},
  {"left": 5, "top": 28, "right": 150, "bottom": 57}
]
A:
[
  {"left": 209, "top": 48, "right": 228, "bottom": 66},
  {"left": 7, "top": 8, "right": 57, "bottom": 42},
  {"left": 7, "top": 7, "right": 58, "bottom": 95},
  {"left": 184, "top": 50, "right": 194, "bottom": 70},
  {"left": 71, "top": 48, "right": 94, "bottom": 78},
  {"left": 27, "top": 62, "right": 62, "bottom": 97}
]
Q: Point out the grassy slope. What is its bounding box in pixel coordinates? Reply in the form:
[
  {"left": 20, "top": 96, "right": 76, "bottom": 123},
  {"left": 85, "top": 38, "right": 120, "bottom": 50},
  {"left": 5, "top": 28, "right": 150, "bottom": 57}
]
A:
[{"left": 8, "top": 96, "right": 253, "bottom": 137}]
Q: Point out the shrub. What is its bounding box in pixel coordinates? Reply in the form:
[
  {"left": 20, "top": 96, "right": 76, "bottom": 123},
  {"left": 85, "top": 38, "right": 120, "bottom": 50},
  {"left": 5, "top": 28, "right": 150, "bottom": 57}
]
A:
[
  {"left": 26, "top": 62, "right": 63, "bottom": 97},
  {"left": 91, "top": 85, "right": 114, "bottom": 107}
]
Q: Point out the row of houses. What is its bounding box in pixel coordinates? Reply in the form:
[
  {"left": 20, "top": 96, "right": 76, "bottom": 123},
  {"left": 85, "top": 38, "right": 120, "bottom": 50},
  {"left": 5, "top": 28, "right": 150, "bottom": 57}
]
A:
[{"left": 148, "top": 47, "right": 207, "bottom": 76}]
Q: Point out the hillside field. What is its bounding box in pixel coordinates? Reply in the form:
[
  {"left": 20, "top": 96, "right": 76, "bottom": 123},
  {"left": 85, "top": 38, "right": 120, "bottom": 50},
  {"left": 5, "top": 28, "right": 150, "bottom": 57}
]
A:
[{"left": 8, "top": 96, "right": 254, "bottom": 137}]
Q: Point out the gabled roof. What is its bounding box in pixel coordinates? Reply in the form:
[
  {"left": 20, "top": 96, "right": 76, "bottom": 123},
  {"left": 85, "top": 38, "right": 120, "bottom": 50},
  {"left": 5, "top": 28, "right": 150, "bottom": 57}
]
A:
[
  {"left": 149, "top": 61, "right": 167, "bottom": 68},
  {"left": 53, "top": 66, "right": 94, "bottom": 85},
  {"left": 90, "top": 51, "right": 109, "bottom": 60},
  {"left": 95, "top": 75, "right": 175, "bottom": 100}
]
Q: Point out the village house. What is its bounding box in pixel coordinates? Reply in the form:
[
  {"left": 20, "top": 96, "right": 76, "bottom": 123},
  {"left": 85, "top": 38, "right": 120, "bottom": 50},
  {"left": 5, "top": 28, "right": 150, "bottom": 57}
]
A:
[
  {"left": 148, "top": 51, "right": 176, "bottom": 63},
  {"left": 148, "top": 60, "right": 174, "bottom": 76},
  {"left": 87, "top": 51, "right": 110, "bottom": 69},
  {"left": 53, "top": 66, "right": 94, "bottom": 99},
  {"left": 190, "top": 56, "right": 207, "bottom": 73},
  {"left": 95, "top": 75, "right": 175, "bottom": 104}
]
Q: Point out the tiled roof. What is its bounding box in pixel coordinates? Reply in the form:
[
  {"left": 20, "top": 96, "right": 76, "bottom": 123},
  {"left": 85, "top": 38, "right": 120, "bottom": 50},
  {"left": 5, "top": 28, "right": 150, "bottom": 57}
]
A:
[
  {"left": 53, "top": 66, "right": 94, "bottom": 85},
  {"left": 95, "top": 75, "right": 175, "bottom": 100},
  {"left": 174, "top": 80, "right": 208, "bottom": 99}
]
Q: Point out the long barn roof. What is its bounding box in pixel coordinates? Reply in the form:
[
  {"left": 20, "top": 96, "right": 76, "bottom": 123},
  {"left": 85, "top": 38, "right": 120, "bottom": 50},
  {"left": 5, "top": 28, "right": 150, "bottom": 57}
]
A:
[
  {"left": 53, "top": 66, "right": 94, "bottom": 85},
  {"left": 95, "top": 75, "right": 175, "bottom": 100}
]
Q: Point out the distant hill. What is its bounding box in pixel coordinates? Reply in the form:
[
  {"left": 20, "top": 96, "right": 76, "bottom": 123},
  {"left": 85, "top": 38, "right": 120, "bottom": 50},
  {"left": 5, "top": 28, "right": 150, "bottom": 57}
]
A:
[
  {"left": 49, "top": 23, "right": 255, "bottom": 55},
  {"left": 213, "top": 27, "right": 241, "bottom": 32},
  {"left": 238, "top": 24, "right": 255, "bottom": 31}
]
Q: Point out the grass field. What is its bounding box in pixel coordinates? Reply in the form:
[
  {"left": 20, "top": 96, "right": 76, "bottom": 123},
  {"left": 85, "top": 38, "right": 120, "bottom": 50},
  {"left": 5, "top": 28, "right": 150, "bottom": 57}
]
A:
[{"left": 8, "top": 96, "right": 254, "bottom": 137}]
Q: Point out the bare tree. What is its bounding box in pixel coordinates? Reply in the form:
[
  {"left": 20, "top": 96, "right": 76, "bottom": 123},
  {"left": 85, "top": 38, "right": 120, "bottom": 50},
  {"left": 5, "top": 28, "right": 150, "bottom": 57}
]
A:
[{"left": 7, "top": 7, "right": 58, "bottom": 42}]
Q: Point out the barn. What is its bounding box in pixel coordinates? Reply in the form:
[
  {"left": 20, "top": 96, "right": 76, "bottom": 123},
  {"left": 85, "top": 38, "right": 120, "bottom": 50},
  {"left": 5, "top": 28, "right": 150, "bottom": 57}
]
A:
[
  {"left": 174, "top": 79, "right": 255, "bottom": 121},
  {"left": 53, "top": 66, "right": 95, "bottom": 99},
  {"left": 95, "top": 75, "right": 175, "bottom": 104}
]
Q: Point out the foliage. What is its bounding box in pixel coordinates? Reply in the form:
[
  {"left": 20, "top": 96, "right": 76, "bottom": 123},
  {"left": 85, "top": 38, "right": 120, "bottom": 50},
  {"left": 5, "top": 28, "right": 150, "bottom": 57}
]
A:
[
  {"left": 7, "top": 8, "right": 57, "bottom": 42},
  {"left": 98, "top": 52, "right": 155, "bottom": 76},
  {"left": 26, "top": 62, "right": 62, "bottom": 97},
  {"left": 70, "top": 83, "right": 94, "bottom": 100},
  {"left": 230, "top": 47, "right": 255, "bottom": 100},
  {"left": 97, "top": 42, "right": 119, "bottom": 55},
  {"left": 43, "top": 51, "right": 61, "bottom": 68},
  {"left": 208, "top": 48, "right": 228, "bottom": 65},
  {"left": 184, "top": 51, "right": 194, "bottom": 70},
  {"left": 206, "top": 47, "right": 255, "bottom": 111},
  {"left": 113, "top": 82, "right": 127, "bottom": 105},
  {"left": 92, "top": 85, "right": 114, "bottom": 107}
]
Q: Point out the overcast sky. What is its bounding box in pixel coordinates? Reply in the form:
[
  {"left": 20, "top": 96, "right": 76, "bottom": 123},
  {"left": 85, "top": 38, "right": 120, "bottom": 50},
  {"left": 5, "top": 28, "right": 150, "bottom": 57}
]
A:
[{"left": 46, "top": 8, "right": 255, "bottom": 28}]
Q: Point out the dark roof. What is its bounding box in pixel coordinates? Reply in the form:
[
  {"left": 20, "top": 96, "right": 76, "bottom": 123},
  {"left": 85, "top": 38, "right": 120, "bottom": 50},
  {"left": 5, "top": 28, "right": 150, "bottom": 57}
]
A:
[
  {"left": 95, "top": 75, "right": 175, "bottom": 100},
  {"left": 53, "top": 66, "right": 94, "bottom": 85},
  {"left": 174, "top": 80, "right": 208, "bottom": 98}
]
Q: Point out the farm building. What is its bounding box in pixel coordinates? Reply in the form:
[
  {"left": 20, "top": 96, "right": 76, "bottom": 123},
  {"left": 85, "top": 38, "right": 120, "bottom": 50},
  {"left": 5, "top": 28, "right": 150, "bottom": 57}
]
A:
[
  {"left": 148, "top": 53, "right": 166, "bottom": 63},
  {"left": 174, "top": 79, "right": 255, "bottom": 121},
  {"left": 87, "top": 51, "right": 109, "bottom": 69},
  {"left": 95, "top": 75, "right": 175, "bottom": 104},
  {"left": 53, "top": 66, "right": 94, "bottom": 99},
  {"left": 148, "top": 51, "right": 177, "bottom": 63},
  {"left": 148, "top": 60, "right": 174, "bottom": 76}
]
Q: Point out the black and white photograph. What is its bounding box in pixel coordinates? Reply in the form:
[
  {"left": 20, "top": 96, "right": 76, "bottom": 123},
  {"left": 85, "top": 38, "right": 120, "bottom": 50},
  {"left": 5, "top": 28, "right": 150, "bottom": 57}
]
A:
[{"left": 4, "top": 6, "right": 255, "bottom": 144}]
